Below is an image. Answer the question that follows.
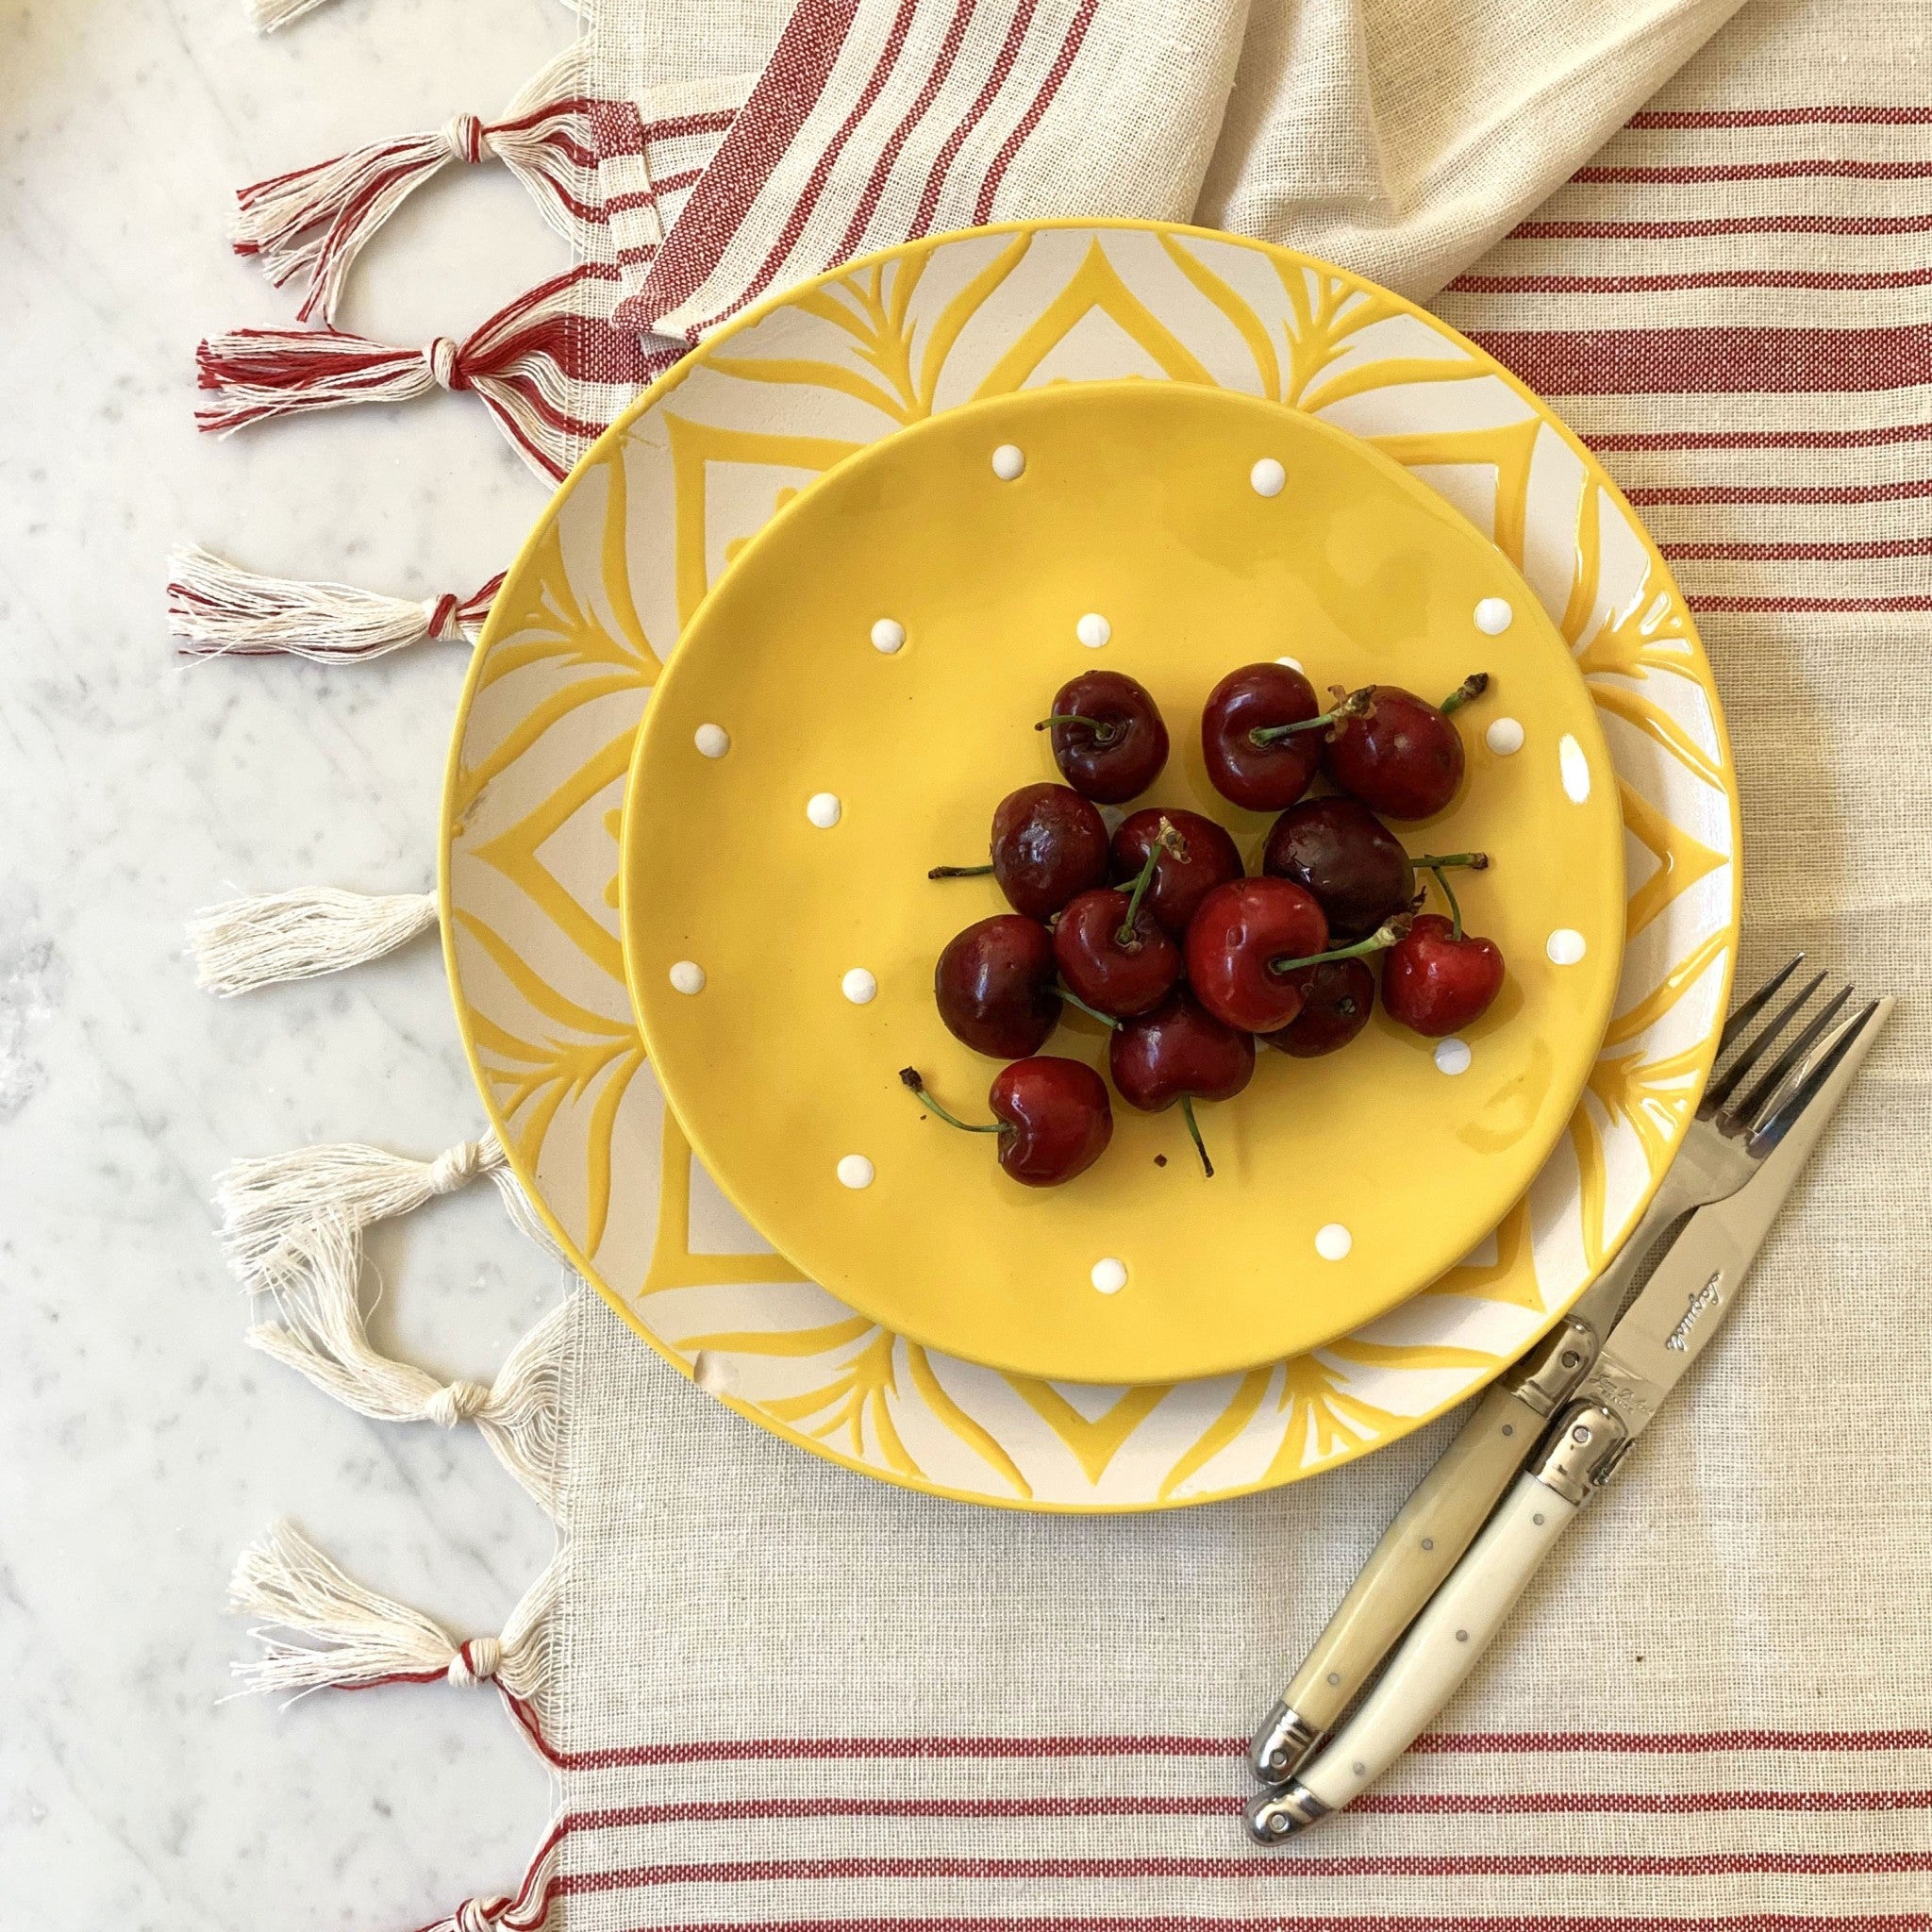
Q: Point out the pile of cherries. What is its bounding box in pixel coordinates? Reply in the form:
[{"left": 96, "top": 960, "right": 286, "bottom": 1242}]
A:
[{"left": 900, "top": 661, "right": 1506, "bottom": 1187}]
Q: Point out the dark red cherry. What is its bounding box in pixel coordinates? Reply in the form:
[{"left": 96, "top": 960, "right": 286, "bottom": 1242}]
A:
[
  {"left": 1262, "top": 958, "right": 1375, "bottom": 1058},
  {"left": 1052, "top": 891, "right": 1182, "bottom": 1019},
  {"left": 1324, "top": 675, "right": 1487, "bottom": 820},
  {"left": 933, "top": 915, "right": 1060, "bottom": 1058},
  {"left": 1383, "top": 912, "right": 1506, "bottom": 1037},
  {"left": 900, "top": 1059, "right": 1112, "bottom": 1188},
  {"left": 1038, "top": 670, "right": 1169, "bottom": 804},
  {"left": 930, "top": 782, "right": 1108, "bottom": 922},
  {"left": 1263, "top": 797, "right": 1413, "bottom": 943},
  {"left": 1200, "top": 662, "right": 1354, "bottom": 813},
  {"left": 1053, "top": 821, "right": 1184, "bottom": 1017},
  {"left": 1183, "top": 877, "right": 1330, "bottom": 1035},
  {"left": 1109, "top": 808, "right": 1242, "bottom": 936},
  {"left": 1108, "top": 989, "right": 1256, "bottom": 1177}
]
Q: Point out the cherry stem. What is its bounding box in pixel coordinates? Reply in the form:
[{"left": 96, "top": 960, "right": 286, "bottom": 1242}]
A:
[
  {"left": 1058, "top": 984, "right": 1122, "bottom": 1030},
  {"left": 898, "top": 1067, "right": 1008, "bottom": 1135},
  {"left": 1179, "top": 1094, "right": 1214, "bottom": 1179},
  {"left": 1411, "top": 851, "right": 1489, "bottom": 873},
  {"left": 1247, "top": 686, "right": 1374, "bottom": 746},
  {"left": 1036, "top": 712, "right": 1119, "bottom": 743},
  {"left": 1417, "top": 860, "right": 1465, "bottom": 941},
  {"left": 1439, "top": 673, "right": 1491, "bottom": 715},
  {"left": 1116, "top": 818, "right": 1178, "bottom": 945},
  {"left": 928, "top": 863, "right": 994, "bottom": 879},
  {"left": 1268, "top": 912, "right": 1413, "bottom": 976}
]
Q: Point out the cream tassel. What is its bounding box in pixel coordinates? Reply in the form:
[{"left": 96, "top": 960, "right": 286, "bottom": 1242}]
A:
[
  {"left": 246, "top": 0, "right": 333, "bottom": 29},
  {"left": 422, "top": 1839, "right": 562, "bottom": 1932},
  {"left": 231, "top": 1522, "right": 557, "bottom": 1703},
  {"left": 188, "top": 885, "right": 438, "bottom": 995},
  {"left": 249, "top": 1220, "right": 566, "bottom": 1503}
]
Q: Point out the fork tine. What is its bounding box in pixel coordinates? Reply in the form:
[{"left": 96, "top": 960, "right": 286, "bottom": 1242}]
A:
[
  {"left": 1701, "top": 967, "right": 1827, "bottom": 1117},
  {"left": 1747, "top": 1000, "right": 1880, "bottom": 1155},
  {"left": 1729, "top": 982, "right": 1856, "bottom": 1134},
  {"left": 1717, "top": 951, "right": 1806, "bottom": 1057}
]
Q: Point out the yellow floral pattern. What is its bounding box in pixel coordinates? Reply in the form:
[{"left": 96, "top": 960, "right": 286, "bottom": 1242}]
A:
[{"left": 442, "top": 223, "right": 1740, "bottom": 1512}]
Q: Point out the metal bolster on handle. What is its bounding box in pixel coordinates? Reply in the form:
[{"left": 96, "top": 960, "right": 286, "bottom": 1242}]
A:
[
  {"left": 1248, "top": 1702, "right": 1320, "bottom": 1784},
  {"left": 1533, "top": 1402, "right": 1632, "bottom": 1506},
  {"left": 1504, "top": 1317, "right": 1599, "bottom": 1417},
  {"left": 1245, "top": 1779, "right": 1331, "bottom": 1843}
]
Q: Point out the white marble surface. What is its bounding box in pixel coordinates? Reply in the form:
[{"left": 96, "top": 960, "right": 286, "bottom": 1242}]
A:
[{"left": 2, "top": 2, "right": 592, "bottom": 1923}]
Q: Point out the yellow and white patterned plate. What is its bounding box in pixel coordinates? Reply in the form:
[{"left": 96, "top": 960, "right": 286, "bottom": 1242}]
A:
[{"left": 442, "top": 220, "right": 1740, "bottom": 1510}]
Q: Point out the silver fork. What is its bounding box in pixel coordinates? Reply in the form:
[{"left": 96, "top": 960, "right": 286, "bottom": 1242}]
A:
[{"left": 1248, "top": 955, "right": 1874, "bottom": 1786}]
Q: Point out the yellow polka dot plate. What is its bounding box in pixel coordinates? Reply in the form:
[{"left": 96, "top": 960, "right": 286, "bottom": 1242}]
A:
[
  {"left": 443, "top": 221, "right": 1740, "bottom": 1505},
  {"left": 620, "top": 382, "right": 1625, "bottom": 1387}
]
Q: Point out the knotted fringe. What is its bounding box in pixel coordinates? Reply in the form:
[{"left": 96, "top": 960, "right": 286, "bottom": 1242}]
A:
[
  {"left": 214, "top": 1126, "right": 550, "bottom": 1284},
  {"left": 167, "top": 544, "right": 501, "bottom": 661},
  {"left": 188, "top": 885, "right": 438, "bottom": 995},
  {"left": 234, "top": 43, "right": 591, "bottom": 323},
  {"left": 425, "top": 1837, "right": 564, "bottom": 1932},
  {"left": 248, "top": 1220, "right": 566, "bottom": 1503},
  {"left": 231, "top": 1521, "right": 557, "bottom": 1708},
  {"left": 195, "top": 261, "right": 669, "bottom": 483}
]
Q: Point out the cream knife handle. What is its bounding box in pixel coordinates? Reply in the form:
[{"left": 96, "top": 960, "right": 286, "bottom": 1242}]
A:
[
  {"left": 1251, "top": 1321, "right": 1595, "bottom": 1781},
  {"left": 1248, "top": 1405, "right": 1627, "bottom": 1842}
]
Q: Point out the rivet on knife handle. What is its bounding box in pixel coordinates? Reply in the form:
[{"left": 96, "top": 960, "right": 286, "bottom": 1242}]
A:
[{"left": 1246, "top": 1318, "right": 1596, "bottom": 1785}]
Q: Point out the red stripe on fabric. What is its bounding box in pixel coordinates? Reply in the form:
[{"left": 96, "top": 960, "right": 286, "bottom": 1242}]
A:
[
  {"left": 638, "top": 108, "right": 741, "bottom": 143},
  {"left": 697, "top": 0, "right": 925, "bottom": 333},
  {"left": 1587, "top": 423, "right": 1932, "bottom": 453},
  {"left": 603, "top": 170, "right": 706, "bottom": 218},
  {"left": 1511, "top": 213, "right": 1932, "bottom": 238},
  {"left": 1690, "top": 595, "right": 1932, "bottom": 613},
  {"left": 637, "top": 1914, "right": 1932, "bottom": 1932},
  {"left": 834, "top": 0, "right": 980, "bottom": 260},
  {"left": 1629, "top": 105, "right": 1932, "bottom": 127},
  {"left": 907, "top": 0, "right": 1037, "bottom": 238},
  {"left": 567, "top": 1852, "right": 1932, "bottom": 1892},
  {"left": 1576, "top": 158, "right": 1932, "bottom": 182},
  {"left": 971, "top": 0, "right": 1097, "bottom": 225},
  {"left": 1468, "top": 326, "right": 1932, "bottom": 396},
  {"left": 550, "top": 1726, "right": 1932, "bottom": 1770},
  {"left": 629, "top": 0, "right": 860, "bottom": 325},
  {"left": 1667, "top": 537, "right": 1932, "bottom": 561},
  {"left": 1451, "top": 269, "right": 1932, "bottom": 293},
  {"left": 1627, "top": 479, "right": 1932, "bottom": 506}
]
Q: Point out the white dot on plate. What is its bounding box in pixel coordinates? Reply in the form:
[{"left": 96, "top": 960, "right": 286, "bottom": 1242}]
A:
[
  {"left": 1274, "top": 655, "right": 1305, "bottom": 673},
  {"left": 1434, "top": 1037, "right": 1473, "bottom": 1076},
  {"left": 837, "top": 1154, "right": 874, "bottom": 1190},
  {"left": 806, "top": 791, "right": 842, "bottom": 828},
  {"left": 670, "top": 960, "right": 706, "bottom": 995},
  {"left": 694, "top": 722, "right": 730, "bottom": 758},
  {"left": 1474, "top": 596, "right": 1514, "bottom": 635},
  {"left": 1091, "top": 1257, "right": 1128, "bottom": 1295},
  {"left": 1547, "top": 927, "right": 1587, "bottom": 966},
  {"left": 1315, "top": 1224, "right": 1353, "bottom": 1261},
  {"left": 1558, "top": 732, "right": 1591, "bottom": 803},
  {"left": 1076, "top": 612, "right": 1111, "bottom": 649},
  {"left": 1250, "top": 457, "right": 1287, "bottom": 497},
  {"left": 841, "top": 967, "right": 877, "bottom": 1005},
  {"left": 692, "top": 1350, "right": 738, "bottom": 1396},
  {"left": 991, "top": 443, "right": 1025, "bottom": 481},
  {"left": 1485, "top": 716, "right": 1524, "bottom": 756}
]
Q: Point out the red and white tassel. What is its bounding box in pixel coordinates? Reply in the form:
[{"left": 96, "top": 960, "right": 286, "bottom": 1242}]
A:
[
  {"left": 233, "top": 44, "right": 590, "bottom": 323},
  {"left": 195, "top": 263, "right": 667, "bottom": 482},
  {"left": 244, "top": 1218, "right": 566, "bottom": 1504},
  {"left": 421, "top": 1838, "right": 563, "bottom": 1932},
  {"left": 230, "top": 1521, "right": 557, "bottom": 1707},
  {"left": 167, "top": 544, "right": 500, "bottom": 661},
  {"left": 188, "top": 885, "right": 439, "bottom": 995}
]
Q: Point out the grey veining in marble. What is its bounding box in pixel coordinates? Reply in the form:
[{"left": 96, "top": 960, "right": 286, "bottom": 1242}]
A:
[{"left": 1, "top": 2, "right": 592, "bottom": 1924}]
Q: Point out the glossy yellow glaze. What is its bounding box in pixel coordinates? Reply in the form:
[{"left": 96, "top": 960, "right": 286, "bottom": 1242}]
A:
[{"left": 620, "top": 381, "right": 1625, "bottom": 1385}]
